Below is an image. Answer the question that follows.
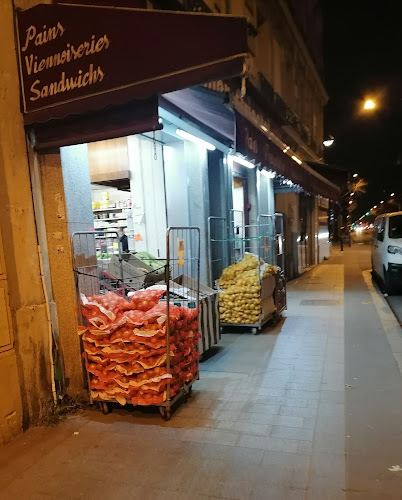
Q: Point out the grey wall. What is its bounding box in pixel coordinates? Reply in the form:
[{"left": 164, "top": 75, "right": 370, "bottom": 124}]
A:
[{"left": 60, "top": 144, "right": 93, "bottom": 235}]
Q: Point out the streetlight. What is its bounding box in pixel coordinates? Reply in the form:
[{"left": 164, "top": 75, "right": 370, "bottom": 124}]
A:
[
  {"left": 323, "top": 136, "right": 334, "bottom": 147},
  {"left": 363, "top": 99, "right": 376, "bottom": 110}
]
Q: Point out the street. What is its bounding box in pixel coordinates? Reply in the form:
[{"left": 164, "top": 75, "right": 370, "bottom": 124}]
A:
[{"left": 1, "top": 242, "right": 402, "bottom": 500}]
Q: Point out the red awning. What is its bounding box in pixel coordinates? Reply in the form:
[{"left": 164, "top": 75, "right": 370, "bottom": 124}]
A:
[
  {"left": 16, "top": 4, "right": 248, "bottom": 125},
  {"left": 235, "top": 113, "right": 340, "bottom": 200}
]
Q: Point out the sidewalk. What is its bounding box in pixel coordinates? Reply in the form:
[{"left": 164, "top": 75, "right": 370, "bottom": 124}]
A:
[{"left": 0, "top": 246, "right": 401, "bottom": 500}]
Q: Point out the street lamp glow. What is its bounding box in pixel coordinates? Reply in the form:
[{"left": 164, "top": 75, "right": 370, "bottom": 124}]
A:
[
  {"left": 353, "top": 173, "right": 358, "bottom": 178},
  {"left": 363, "top": 99, "right": 376, "bottom": 110}
]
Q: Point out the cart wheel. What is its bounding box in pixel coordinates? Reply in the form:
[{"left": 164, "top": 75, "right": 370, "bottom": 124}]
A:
[
  {"left": 100, "top": 402, "right": 110, "bottom": 415},
  {"left": 251, "top": 327, "right": 259, "bottom": 335},
  {"left": 159, "top": 407, "right": 171, "bottom": 421}
]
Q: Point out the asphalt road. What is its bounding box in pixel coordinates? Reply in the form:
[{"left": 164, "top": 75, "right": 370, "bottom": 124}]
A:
[{"left": 350, "top": 229, "right": 402, "bottom": 326}]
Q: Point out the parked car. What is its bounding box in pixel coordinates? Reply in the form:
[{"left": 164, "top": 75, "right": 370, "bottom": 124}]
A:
[{"left": 372, "top": 212, "right": 402, "bottom": 294}]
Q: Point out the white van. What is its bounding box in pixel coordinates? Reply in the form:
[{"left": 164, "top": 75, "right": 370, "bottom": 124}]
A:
[{"left": 372, "top": 212, "right": 402, "bottom": 293}]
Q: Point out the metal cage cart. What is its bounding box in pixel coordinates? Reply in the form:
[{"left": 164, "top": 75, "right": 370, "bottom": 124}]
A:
[
  {"left": 209, "top": 213, "right": 286, "bottom": 335},
  {"left": 73, "top": 227, "right": 201, "bottom": 420}
]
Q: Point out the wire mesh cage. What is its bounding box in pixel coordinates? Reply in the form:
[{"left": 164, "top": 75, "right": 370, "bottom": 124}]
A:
[
  {"left": 209, "top": 213, "right": 285, "bottom": 333},
  {"left": 73, "top": 227, "right": 201, "bottom": 420}
]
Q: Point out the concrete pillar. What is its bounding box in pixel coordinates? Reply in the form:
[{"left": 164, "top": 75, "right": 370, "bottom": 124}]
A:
[{"left": 38, "top": 153, "right": 85, "bottom": 399}]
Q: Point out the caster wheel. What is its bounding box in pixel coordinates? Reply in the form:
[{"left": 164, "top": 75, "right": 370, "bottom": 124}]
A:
[
  {"left": 251, "top": 327, "right": 259, "bottom": 335},
  {"left": 159, "top": 407, "right": 171, "bottom": 421},
  {"left": 100, "top": 402, "right": 110, "bottom": 415}
]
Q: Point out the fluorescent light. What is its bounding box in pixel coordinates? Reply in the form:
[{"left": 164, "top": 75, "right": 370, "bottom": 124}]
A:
[
  {"left": 282, "top": 145, "right": 290, "bottom": 153},
  {"left": 176, "top": 129, "right": 216, "bottom": 151},
  {"left": 227, "top": 154, "right": 255, "bottom": 169},
  {"left": 261, "top": 169, "right": 276, "bottom": 179},
  {"left": 260, "top": 125, "right": 268, "bottom": 132},
  {"left": 291, "top": 155, "right": 302, "bottom": 165}
]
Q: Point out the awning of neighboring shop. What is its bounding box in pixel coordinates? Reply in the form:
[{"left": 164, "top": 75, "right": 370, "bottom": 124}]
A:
[
  {"left": 161, "top": 87, "right": 235, "bottom": 146},
  {"left": 29, "top": 96, "right": 160, "bottom": 151},
  {"left": 16, "top": 4, "right": 248, "bottom": 129},
  {"left": 235, "top": 113, "right": 340, "bottom": 200}
]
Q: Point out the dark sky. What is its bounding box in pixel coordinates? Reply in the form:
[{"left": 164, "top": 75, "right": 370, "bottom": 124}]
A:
[{"left": 322, "top": 1, "right": 402, "bottom": 219}]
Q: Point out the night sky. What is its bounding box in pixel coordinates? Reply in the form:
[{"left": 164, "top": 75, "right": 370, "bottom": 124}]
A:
[{"left": 322, "top": 1, "right": 402, "bottom": 220}]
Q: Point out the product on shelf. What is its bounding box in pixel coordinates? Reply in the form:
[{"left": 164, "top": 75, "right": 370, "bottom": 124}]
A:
[
  {"left": 217, "top": 253, "right": 277, "bottom": 325},
  {"left": 79, "top": 291, "right": 200, "bottom": 407}
]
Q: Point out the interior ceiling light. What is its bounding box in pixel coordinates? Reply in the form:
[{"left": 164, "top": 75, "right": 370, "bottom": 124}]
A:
[
  {"left": 176, "top": 129, "right": 216, "bottom": 151},
  {"left": 260, "top": 125, "right": 268, "bottom": 132},
  {"left": 261, "top": 169, "right": 276, "bottom": 179},
  {"left": 227, "top": 154, "right": 255, "bottom": 169},
  {"left": 282, "top": 145, "right": 290, "bottom": 153},
  {"left": 291, "top": 155, "right": 302, "bottom": 165}
]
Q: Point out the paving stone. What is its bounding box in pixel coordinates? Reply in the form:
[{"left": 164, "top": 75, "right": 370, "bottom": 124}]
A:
[
  {"left": 250, "top": 484, "right": 306, "bottom": 500},
  {"left": 200, "top": 443, "right": 264, "bottom": 465},
  {"left": 237, "top": 434, "right": 299, "bottom": 453},
  {"left": 271, "top": 425, "right": 314, "bottom": 441},
  {"left": 180, "top": 428, "right": 239, "bottom": 446}
]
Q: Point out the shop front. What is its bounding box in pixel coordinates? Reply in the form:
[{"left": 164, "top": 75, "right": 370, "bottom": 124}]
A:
[{"left": 14, "top": 2, "right": 248, "bottom": 410}]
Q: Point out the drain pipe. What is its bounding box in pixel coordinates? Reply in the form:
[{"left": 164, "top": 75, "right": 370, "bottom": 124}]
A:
[{"left": 38, "top": 245, "right": 58, "bottom": 406}]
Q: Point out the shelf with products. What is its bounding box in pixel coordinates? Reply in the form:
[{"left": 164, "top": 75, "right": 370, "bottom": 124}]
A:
[
  {"left": 94, "top": 225, "right": 128, "bottom": 230},
  {"left": 93, "top": 207, "right": 124, "bottom": 213},
  {"left": 94, "top": 217, "right": 127, "bottom": 222}
]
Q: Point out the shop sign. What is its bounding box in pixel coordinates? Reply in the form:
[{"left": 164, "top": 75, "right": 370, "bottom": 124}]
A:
[
  {"left": 235, "top": 113, "right": 340, "bottom": 200},
  {"left": 231, "top": 89, "right": 271, "bottom": 136},
  {"left": 16, "top": 4, "right": 247, "bottom": 124}
]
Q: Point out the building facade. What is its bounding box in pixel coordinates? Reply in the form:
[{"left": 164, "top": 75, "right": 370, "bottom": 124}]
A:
[{"left": 0, "top": 0, "right": 337, "bottom": 444}]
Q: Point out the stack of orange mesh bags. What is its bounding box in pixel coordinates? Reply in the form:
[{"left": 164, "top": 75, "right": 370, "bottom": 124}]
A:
[{"left": 78, "top": 290, "right": 200, "bottom": 406}]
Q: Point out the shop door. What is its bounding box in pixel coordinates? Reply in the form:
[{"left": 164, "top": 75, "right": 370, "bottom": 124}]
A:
[
  {"left": 298, "top": 195, "right": 309, "bottom": 273},
  {"left": 232, "top": 174, "right": 247, "bottom": 262}
]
